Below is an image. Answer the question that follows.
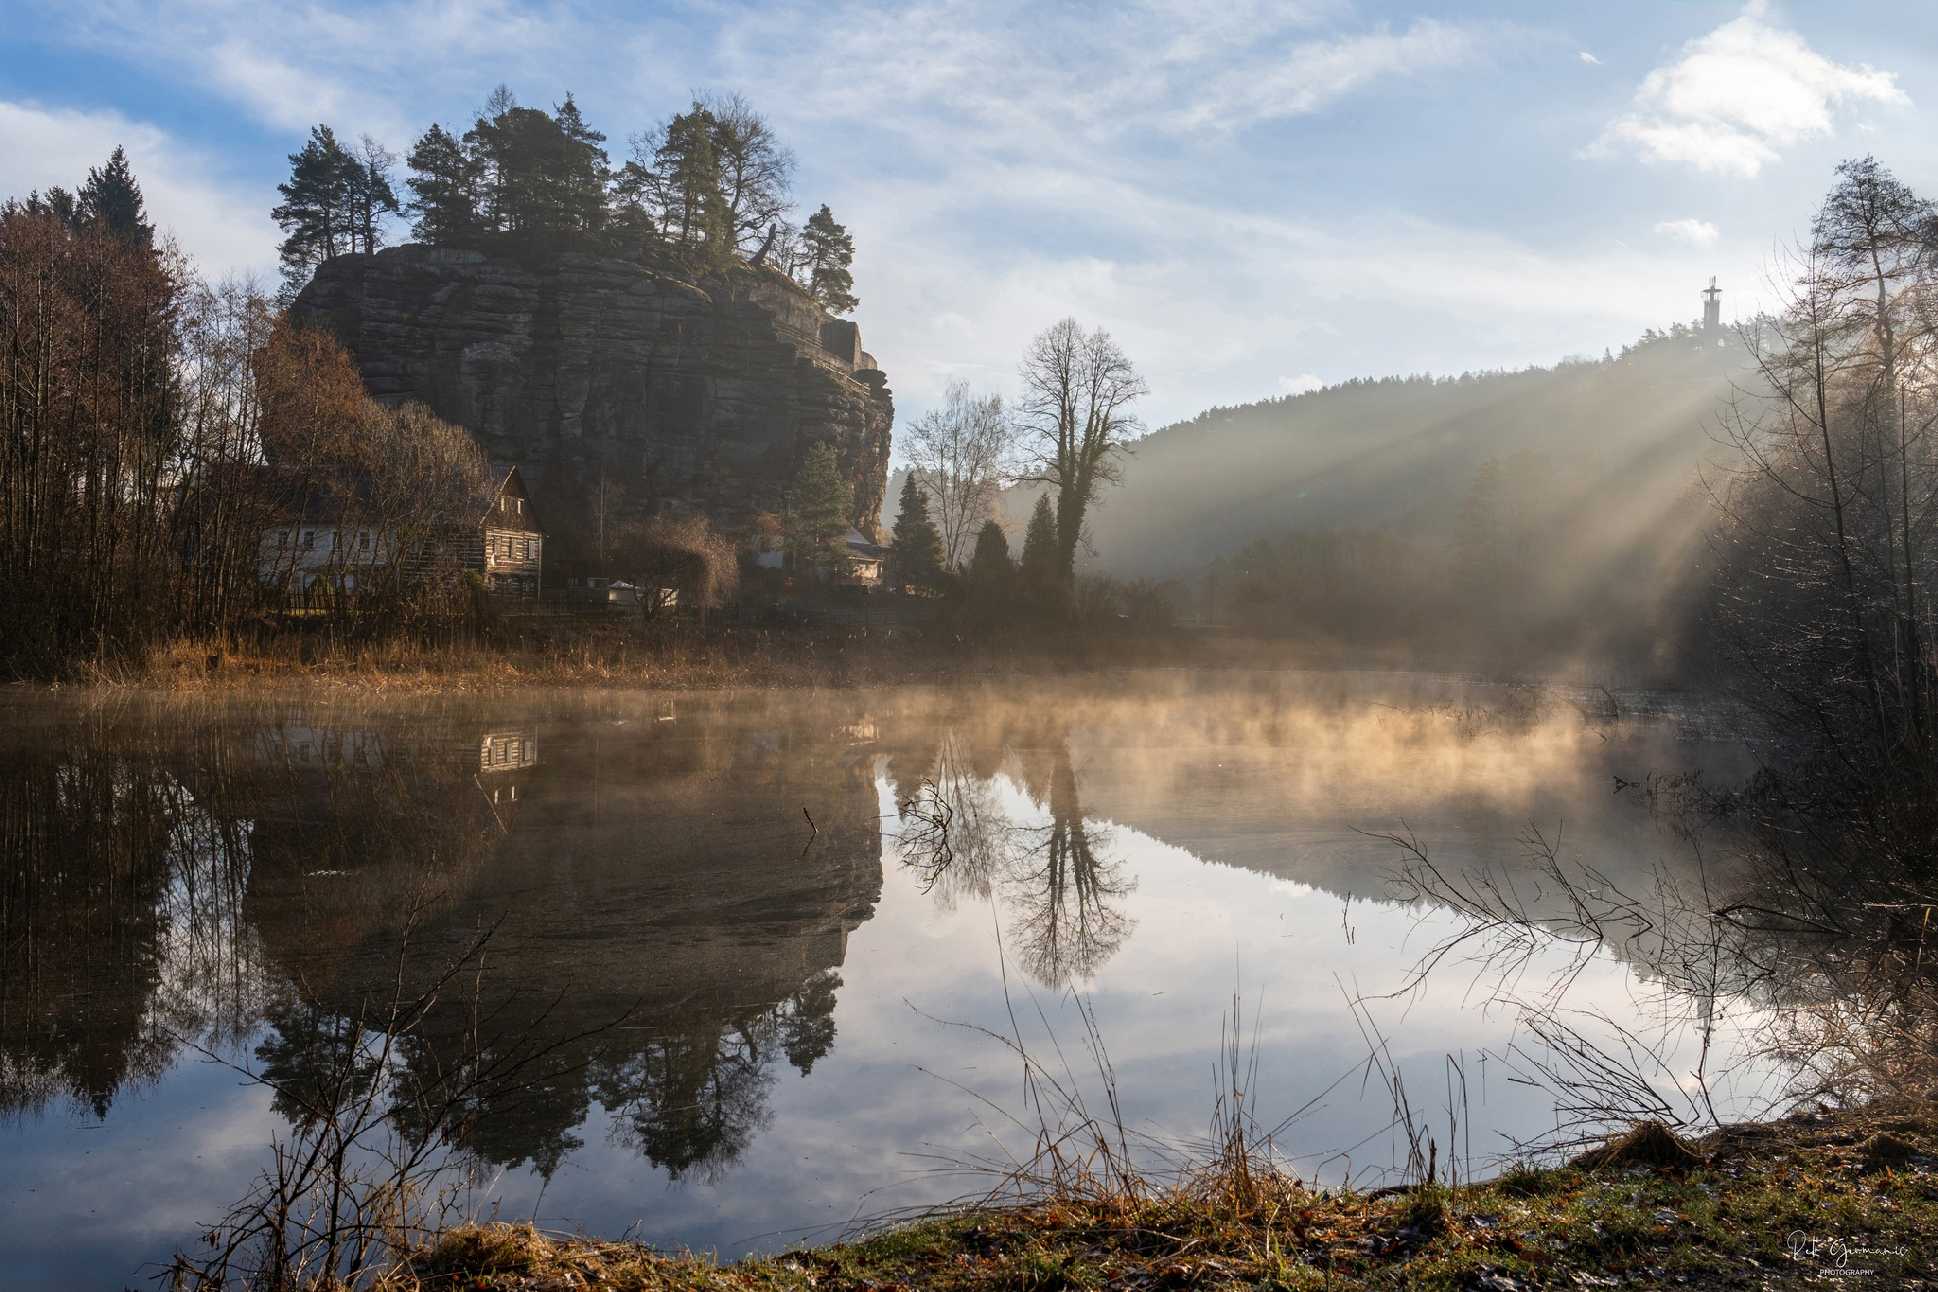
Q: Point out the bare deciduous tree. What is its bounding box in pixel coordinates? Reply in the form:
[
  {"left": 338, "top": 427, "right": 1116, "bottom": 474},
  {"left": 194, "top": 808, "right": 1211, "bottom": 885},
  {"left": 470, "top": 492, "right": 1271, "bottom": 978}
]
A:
[
  {"left": 906, "top": 380, "right": 1012, "bottom": 571},
  {"left": 1714, "top": 157, "right": 1938, "bottom": 771},
  {"left": 696, "top": 91, "right": 795, "bottom": 257},
  {"left": 1015, "top": 319, "right": 1148, "bottom": 595}
]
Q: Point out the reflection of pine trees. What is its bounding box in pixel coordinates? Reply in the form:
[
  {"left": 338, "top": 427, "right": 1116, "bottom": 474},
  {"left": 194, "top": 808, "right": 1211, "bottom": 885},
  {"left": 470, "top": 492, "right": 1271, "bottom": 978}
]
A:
[
  {"left": 0, "top": 740, "right": 263, "bottom": 1119},
  {"left": 591, "top": 970, "right": 840, "bottom": 1180}
]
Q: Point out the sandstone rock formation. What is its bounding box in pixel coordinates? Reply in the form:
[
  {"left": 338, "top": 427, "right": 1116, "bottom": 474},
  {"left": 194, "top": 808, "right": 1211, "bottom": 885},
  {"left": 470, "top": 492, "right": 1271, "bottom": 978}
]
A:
[{"left": 290, "top": 244, "right": 893, "bottom": 550}]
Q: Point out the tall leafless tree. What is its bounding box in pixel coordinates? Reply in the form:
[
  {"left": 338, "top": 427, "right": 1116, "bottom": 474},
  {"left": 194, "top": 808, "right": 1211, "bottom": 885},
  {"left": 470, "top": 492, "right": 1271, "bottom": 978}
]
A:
[
  {"left": 906, "top": 380, "right": 1012, "bottom": 571},
  {"left": 1015, "top": 318, "right": 1147, "bottom": 596},
  {"left": 1714, "top": 158, "right": 1938, "bottom": 773}
]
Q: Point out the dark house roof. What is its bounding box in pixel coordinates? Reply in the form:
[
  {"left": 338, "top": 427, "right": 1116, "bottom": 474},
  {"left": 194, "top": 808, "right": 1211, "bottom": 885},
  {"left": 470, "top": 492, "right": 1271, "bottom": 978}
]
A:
[
  {"left": 241, "top": 462, "right": 538, "bottom": 534},
  {"left": 247, "top": 465, "right": 379, "bottom": 526},
  {"left": 483, "top": 463, "right": 544, "bottom": 536}
]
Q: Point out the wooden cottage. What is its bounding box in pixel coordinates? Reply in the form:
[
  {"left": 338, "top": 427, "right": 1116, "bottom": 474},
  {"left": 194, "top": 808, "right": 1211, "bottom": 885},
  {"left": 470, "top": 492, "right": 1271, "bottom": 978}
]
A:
[
  {"left": 254, "top": 463, "right": 546, "bottom": 608},
  {"left": 477, "top": 465, "right": 544, "bottom": 602}
]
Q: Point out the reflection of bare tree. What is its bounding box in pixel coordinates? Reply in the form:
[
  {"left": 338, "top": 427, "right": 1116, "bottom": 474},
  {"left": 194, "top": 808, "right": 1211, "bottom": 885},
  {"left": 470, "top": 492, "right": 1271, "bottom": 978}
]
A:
[
  {"left": 1007, "top": 748, "right": 1134, "bottom": 987},
  {"left": 898, "top": 729, "right": 1135, "bottom": 989}
]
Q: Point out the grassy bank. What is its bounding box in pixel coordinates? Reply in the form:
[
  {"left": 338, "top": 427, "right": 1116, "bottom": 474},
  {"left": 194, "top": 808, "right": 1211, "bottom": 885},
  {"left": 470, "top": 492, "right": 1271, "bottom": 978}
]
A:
[
  {"left": 36, "top": 623, "right": 1670, "bottom": 696},
  {"left": 43, "top": 625, "right": 1328, "bottom": 695},
  {"left": 377, "top": 1107, "right": 1936, "bottom": 1291}
]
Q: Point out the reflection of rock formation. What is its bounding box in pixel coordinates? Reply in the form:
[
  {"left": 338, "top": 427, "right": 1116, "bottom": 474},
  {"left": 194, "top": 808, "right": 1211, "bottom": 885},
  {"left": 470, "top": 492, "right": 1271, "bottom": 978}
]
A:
[
  {"left": 0, "top": 698, "right": 884, "bottom": 1186},
  {"left": 245, "top": 699, "right": 885, "bottom": 1181}
]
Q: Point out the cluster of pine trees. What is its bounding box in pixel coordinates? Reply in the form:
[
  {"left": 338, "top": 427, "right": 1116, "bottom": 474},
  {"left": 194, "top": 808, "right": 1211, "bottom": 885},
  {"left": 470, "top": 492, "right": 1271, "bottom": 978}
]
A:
[{"left": 273, "top": 87, "right": 858, "bottom": 313}]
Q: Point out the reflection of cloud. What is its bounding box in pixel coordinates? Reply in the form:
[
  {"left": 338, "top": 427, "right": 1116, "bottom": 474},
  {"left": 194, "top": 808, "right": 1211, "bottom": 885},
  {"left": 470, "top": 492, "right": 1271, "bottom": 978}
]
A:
[{"left": 1587, "top": 3, "right": 1908, "bottom": 177}]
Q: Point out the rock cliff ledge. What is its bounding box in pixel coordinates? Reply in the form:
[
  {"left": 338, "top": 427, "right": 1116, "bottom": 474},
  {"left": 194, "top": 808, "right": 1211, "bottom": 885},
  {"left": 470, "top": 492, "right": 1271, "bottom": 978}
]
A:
[{"left": 291, "top": 244, "right": 893, "bottom": 549}]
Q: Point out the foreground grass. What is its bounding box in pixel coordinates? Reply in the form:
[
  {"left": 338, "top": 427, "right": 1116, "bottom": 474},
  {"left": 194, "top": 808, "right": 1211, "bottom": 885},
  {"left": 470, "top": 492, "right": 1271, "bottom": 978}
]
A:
[{"left": 388, "top": 1107, "right": 1938, "bottom": 1291}]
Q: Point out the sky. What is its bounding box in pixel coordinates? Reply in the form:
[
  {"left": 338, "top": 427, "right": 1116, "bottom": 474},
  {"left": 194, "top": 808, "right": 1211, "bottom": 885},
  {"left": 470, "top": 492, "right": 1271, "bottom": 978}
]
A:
[{"left": 4, "top": 0, "right": 1936, "bottom": 432}]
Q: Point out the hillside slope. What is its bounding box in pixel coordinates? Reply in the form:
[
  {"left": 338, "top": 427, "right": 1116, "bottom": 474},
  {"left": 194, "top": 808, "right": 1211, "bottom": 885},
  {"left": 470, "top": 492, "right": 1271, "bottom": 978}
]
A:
[{"left": 1079, "top": 333, "right": 1745, "bottom": 580}]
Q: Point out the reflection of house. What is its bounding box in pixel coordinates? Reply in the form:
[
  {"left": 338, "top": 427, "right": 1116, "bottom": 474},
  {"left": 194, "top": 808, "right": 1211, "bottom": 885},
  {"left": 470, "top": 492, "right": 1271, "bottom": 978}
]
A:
[
  {"left": 478, "top": 729, "right": 539, "bottom": 826},
  {"left": 480, "top": 730, "right": 538, "bottom": 774},
  {"left": 254, "top": 464, "right": 545, "bottom": 605}
]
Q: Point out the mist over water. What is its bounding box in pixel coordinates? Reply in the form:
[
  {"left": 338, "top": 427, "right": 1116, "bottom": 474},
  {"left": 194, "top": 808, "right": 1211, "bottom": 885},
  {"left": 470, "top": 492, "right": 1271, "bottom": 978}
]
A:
[{"left": 0, "top": 674, "right": 1781, "bottom": 1289}]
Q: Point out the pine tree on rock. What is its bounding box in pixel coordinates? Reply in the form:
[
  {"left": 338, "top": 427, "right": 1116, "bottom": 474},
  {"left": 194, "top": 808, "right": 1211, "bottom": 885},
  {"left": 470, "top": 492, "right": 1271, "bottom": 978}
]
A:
[
  {"left": 890, "top": 474, "right": 945, "bottom": 590},
  {"left": 803, "top": 204, "right": 857, "bottom": 315},
  {"left": 553, "top": 93, "right": 612, "bottom": 235},
  {"left": 406, "top": 123, "right": 484, "bottom": 244},
  {"left": 273, "top": 125, "right": 360, "bottom": 299},
  {"left": 654, "top": 106, "right": 734, "bottom": 270},
  {"left": 77, "top": 146, "right": 154, "bottom": 249}
]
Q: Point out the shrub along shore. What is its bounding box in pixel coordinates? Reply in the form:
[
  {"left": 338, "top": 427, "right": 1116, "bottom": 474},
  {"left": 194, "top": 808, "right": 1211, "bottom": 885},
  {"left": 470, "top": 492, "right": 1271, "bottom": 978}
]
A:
[{"left": 365, "top": 1107, "right": 1938, "bottom": 1291}]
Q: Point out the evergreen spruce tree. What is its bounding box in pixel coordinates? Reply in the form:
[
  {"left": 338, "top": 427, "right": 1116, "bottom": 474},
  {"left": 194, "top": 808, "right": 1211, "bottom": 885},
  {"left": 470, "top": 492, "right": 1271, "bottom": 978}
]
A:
[
  {"left": 553, "top": 93, "right": 611, "bottom": 235},
  {"left": 969, "top": 519, "right": 1012, "bottom": 585},
  {"left": 1019, "top": 493, "right": 1060, "bottom": 602},
  {"left": 77, "top": 146, "right": 154, "bottom": 248},
  {"left": 786, "top": 442, "right": 853, "bottom": 572},
  {"left": 802, "top": 204, "right": 857, "bottom": 314},
  {"left": 655, "top": 106, "right": 732, "bottom": 270},
  {"left": 405, "top": 123, "right": 483, "bottom": 244},
  {"left": 890, "top": 474, "right": 944, "bottom": 590},
  {"left": 25, "top": 186, "right": 80, "bottom": 229}
]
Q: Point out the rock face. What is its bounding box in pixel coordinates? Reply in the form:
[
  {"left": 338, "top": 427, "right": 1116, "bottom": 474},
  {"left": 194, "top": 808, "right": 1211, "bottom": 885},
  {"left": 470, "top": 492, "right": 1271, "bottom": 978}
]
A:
[{"left": 290, "top": 244, "right": 893, "bottom": 548}]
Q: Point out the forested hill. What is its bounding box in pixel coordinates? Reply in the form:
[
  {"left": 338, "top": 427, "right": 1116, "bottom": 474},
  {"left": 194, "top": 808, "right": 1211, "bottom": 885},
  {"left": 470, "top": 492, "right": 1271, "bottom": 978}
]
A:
[
  {"left": 1079, "top": 328, "right": 1748, "bottom": 581},
  {"left": 1009, "top": 325, "right": 1755, "bottom": 676}
]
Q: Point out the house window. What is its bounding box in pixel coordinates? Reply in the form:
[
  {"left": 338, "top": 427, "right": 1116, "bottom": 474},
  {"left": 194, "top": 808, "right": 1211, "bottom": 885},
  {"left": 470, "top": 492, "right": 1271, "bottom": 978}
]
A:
[
  {"left": 277, "top": 530, "right": 289, "bottom": 549},
  {"left": 302, "top": 531, "right": 315, "bottom": 550},
  {"left": 515, "top": 498, "right": 523, "bottom": 515}
]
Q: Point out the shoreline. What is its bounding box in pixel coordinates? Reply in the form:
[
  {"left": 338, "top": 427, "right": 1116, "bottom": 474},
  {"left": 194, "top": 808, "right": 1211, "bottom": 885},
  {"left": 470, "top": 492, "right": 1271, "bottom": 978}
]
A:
[
  {"left": 12, "top": 627, "right": 1702, "bottom": 699},
  {"left": 382, "top": 1106, "right": 1937, "bottom": 1290}
]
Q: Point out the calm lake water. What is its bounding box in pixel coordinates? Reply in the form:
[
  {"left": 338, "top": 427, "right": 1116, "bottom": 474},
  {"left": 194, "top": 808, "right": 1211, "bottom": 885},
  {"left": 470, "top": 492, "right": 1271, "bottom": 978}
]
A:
[{"left": 0, "top": 671, "right": 1773, "bottom": 1289}]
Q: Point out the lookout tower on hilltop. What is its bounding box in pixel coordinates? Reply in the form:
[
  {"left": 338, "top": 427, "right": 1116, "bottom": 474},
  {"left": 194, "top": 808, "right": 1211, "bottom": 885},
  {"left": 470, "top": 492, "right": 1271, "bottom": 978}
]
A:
[{"left": 1702, "top": 277, "right": 1722, "bottom": 333}]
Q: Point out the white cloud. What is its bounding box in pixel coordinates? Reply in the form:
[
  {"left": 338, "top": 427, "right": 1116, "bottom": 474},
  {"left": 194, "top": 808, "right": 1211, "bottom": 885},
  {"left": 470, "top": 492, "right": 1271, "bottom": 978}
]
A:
[
  {"left": 844, "top": 159, "right": 1764, "bottom": 427},
  {"left": 41, "top": 0, "right": 580, "bottom": 149},
  {"left": 1589, "top": 3, "right": 1908, "bottom": 177},
  {"left": 1182, "top": 19, "right": 1489, "bottom": 130},
  {"left": 1578, "top": 50, "right": 1601, "bottom": 66},
  {"left": 1278, "top": 373, "right": 1326, "bottom": 395},
  {"left": 1653, "top": 217, "right": 1720, "bottom": 246},
  {"left": 0, "top": 99, "right": 279, "bottom": 279}
]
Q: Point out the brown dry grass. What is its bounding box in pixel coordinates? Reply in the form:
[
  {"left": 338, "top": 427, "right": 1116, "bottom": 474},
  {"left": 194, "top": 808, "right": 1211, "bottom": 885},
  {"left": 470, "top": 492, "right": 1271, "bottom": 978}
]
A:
[{"left": 347, "top": 1104, "right": 1938, "bottom": 1292}]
